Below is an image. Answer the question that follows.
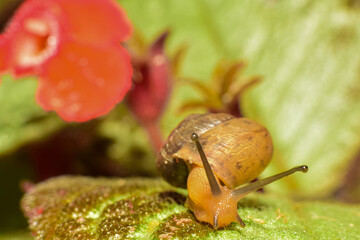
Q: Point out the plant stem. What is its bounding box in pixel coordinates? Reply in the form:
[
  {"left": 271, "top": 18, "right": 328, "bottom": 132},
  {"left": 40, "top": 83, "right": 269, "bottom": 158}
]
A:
[{"left": 143, "top": 121, "right": 164, "bottom": 152}]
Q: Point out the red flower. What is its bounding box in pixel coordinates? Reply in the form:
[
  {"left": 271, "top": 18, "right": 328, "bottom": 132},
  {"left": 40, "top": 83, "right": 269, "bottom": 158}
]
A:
[
  {"left": 126, "top": 32, "right": 172, "bottom": 151},
  {"left": 127, "top": 32, "right": 171, "bottom": 124},
  {"left": 0, "top": 0, "right": 133, "bottom": 121}
]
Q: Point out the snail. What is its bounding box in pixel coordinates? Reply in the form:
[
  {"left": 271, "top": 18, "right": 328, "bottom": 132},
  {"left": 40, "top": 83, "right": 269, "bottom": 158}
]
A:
[{"left": 157, "top": 113, "right": 308, "bottom": 228}]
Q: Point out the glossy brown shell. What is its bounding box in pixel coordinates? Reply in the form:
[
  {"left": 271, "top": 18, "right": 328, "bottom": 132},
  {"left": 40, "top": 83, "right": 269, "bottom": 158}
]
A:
[
  {"left": 156, "top": 113, "right": 273, "bottom": 189},
  {"left": 157, "top": 113, "right": 233, "bottom": 188}
]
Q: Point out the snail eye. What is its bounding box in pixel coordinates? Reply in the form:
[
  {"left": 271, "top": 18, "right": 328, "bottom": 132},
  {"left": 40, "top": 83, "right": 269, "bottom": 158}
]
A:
[{"left": 219, "top": 179, "right": 226, "bottom": 186}]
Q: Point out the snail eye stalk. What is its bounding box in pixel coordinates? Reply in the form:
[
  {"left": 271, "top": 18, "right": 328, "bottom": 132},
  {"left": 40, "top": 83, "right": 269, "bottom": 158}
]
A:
[
  {"left": 191, "top": 133, "right": 222, "bottom": 196},
  {"left": 232, "top": 165, "right": 308, "bottom": 200}
]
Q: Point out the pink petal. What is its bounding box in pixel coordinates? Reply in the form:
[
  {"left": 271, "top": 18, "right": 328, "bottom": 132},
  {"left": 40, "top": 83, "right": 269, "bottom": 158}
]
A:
[
  {"left": 36, "top": 41, "right": 132, "bottom": 122},
  {"left": 0, "top": 36, "right": 11, "bottom": 73},
  {"left": 52, "top": 0, "right": 132, "bottom": 43},
  {"left": 0, "top": 0, "right": 132, "bottom": 77},
  {"left": 1, "top": 0, "right": 61, "bottom": 76}
]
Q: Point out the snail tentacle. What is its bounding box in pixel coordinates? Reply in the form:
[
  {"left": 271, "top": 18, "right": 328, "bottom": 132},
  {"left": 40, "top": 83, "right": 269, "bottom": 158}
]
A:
[
  {"left": 191, "top": 133, "right": 222, "bottom": 196},
  {"left": 232, "top": 165, "right": 309, "bottom": 201},
  {"left": 213, "top": 214, "right": 219, "bottom": 229},
  {"left": 236, "top": 214, "right": 246, "bottom": 227}
]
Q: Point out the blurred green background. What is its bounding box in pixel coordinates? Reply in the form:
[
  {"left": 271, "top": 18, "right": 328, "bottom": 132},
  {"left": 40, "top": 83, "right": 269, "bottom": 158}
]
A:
[{"left": 1, "top": 0, "right": 360, "bottom": 238}]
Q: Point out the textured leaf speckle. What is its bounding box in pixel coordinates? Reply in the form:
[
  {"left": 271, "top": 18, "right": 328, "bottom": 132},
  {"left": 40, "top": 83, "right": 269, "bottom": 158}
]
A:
[
  {"left": 21, "top": 176, "right": 186, "bottom": 239},
  {"left": 21, "top": 176, "right": 360, "bottom": 239}
]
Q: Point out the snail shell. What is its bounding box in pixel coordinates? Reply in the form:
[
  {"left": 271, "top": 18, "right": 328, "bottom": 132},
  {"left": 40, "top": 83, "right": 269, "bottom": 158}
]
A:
[{"left": 157, "top": 113, "right": 273, "bottom": 189}]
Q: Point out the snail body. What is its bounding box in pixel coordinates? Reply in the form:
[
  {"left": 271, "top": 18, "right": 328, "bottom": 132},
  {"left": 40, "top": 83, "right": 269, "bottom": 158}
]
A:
[{"left": 157, "top": 113, "right": 308, "bottom": 228}]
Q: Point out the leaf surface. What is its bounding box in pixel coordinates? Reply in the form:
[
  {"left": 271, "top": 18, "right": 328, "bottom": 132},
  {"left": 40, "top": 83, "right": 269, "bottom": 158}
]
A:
[{"left": 21, "top": 176, "right": 360, "bottom": 240}]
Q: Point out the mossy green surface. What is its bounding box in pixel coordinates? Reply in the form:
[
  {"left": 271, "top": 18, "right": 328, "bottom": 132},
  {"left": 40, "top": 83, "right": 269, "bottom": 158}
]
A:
[{"left": 21, "top": 176, "right": 360, "bottom": 239}]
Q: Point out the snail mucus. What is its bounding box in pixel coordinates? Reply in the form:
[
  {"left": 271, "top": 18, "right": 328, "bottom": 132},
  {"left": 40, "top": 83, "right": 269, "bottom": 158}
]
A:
[{"left": 157, "top": 113, "right": 308, "bottom": 228}]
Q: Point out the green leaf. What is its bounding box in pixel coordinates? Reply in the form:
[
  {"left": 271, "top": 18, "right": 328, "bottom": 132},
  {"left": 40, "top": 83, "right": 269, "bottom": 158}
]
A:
[
  {"left": 0, "top": 231, "right": 33, "bottom": 240},
  {"left": 21, "top": 176, "right": 360, "bottom": 239},
  {"left": 120, "top": 0, "right": 360, "bottom": 196},
  {"left": 0, "top": 76, "right": 64, "bottom": 156}
]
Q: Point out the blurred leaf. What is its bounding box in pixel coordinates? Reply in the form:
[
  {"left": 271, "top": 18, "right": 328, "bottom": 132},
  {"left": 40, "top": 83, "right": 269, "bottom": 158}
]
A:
[
  {"left": 21, "top": 176, "right": 360, "bottom": 239},
  {"left": 0, "top": 231, "right": 32, "bottom": 240},
  {"left": 120, "top": 0, "right": 360, "bottom": 196},
  {"left": 0, "top": 75, "right": 64, "bottom": 156},
  {"left": 97, "top": 106, "right": 157, "bottom": 176}
]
